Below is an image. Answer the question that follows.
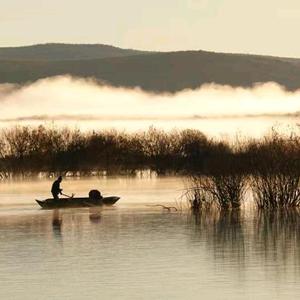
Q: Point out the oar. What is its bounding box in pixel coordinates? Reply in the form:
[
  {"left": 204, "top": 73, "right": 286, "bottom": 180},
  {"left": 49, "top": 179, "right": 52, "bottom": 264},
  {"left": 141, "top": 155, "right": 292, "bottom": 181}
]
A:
[{"left": 61, "top": 193, "right": 75, "bottom": 199}]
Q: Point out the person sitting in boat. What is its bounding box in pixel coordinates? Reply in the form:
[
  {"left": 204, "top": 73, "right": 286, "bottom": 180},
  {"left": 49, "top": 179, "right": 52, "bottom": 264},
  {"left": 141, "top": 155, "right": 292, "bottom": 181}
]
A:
[
  {"left": 89, "top": 189, "right": 103, "bottom": 200},
  {"left": 51, "top": 176, "right": 63, "bottom": 200}
]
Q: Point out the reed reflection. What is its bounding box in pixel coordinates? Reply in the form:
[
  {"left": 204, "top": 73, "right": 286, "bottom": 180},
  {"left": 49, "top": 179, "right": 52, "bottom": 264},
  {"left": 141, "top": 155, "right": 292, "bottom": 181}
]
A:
[
  {"left": 190, "top": 209, "right": 245, "bottom": 264},
  {"left": 253, "top": 209, "right": 300, "bottom": 267},
  {"left": 190, "top": 208, "right": 300, "bottom": 273}
]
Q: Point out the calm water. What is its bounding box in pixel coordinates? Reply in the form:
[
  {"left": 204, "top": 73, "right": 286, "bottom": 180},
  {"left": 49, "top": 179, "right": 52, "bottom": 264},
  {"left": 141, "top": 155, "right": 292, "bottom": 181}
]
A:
[{"left": 0, "top": 176, "right": 300, "bottom": 299}]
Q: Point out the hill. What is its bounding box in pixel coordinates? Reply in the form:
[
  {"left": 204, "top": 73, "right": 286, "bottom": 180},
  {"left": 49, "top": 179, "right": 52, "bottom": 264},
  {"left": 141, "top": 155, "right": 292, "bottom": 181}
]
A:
[
  {"left": 1, "top": 45, "right": 300, "bottom": 92},
  {"left": 0, "top": 43, "right": 149, "bottom": 61}
]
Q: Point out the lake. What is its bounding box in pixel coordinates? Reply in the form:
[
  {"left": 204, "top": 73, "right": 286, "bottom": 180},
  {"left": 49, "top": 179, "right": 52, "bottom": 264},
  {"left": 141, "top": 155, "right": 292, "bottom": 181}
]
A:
[{"left": 0, "top": 176, "right": 300, "bottom": 299}]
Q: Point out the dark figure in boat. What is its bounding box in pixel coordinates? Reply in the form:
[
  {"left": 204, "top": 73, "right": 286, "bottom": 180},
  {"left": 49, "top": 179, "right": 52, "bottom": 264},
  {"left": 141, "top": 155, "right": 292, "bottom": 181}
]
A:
[{"left": 51, "top": 176, "right": 63, "bottom": 200}]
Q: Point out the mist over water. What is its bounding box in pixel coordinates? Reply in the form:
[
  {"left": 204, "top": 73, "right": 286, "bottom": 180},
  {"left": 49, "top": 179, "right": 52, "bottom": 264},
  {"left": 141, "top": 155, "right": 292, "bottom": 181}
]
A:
[{"left": 0, "top": 75, "right": 299, "bottom": 138}]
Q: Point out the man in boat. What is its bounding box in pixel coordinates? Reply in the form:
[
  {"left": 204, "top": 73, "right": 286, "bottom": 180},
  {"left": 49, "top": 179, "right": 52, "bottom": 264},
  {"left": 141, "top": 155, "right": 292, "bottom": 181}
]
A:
[{"left": 51, "top": 176, "right": 63, "bottom": 200}]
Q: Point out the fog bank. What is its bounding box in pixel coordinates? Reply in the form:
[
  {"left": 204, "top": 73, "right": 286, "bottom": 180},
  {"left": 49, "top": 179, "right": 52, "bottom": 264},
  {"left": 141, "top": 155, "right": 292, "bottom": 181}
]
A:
[{"left": 0, "top": 76, "right": 299, "bottom": 137}]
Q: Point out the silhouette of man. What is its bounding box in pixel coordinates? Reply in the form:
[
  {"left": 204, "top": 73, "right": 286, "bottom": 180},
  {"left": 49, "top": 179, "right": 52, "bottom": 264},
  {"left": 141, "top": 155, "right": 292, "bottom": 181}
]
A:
[{"left": 51, "top": 176, "right": 63, "bottom": 200}]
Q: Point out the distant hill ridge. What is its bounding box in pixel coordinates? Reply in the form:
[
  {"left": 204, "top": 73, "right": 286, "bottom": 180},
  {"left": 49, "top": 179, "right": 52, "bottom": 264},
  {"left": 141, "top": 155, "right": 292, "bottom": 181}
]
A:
[
  {"left": 0, "top": 43, "right": 151, "bottom": 61},
  {"left": 1, "top": 43, "right": 300, "bottom": 92}
]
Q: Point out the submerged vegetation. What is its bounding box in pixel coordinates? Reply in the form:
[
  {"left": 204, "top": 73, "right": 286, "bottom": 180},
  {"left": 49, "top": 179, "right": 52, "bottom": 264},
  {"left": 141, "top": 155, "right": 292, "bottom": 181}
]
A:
[{"left": 0, "top": 125, "right": 300, "bottom": 209}]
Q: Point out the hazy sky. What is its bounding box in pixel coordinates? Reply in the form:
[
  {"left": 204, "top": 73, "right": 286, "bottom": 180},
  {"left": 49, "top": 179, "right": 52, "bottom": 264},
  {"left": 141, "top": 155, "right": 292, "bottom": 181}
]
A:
[{"left": 1, "top": 0, "right": 300, "bottom": 57}]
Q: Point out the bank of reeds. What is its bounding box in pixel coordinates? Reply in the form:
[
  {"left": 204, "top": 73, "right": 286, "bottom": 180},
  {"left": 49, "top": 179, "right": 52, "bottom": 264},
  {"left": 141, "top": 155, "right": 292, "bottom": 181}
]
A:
[
  {"left": 0, "top": 125, "right": 211, "bottom": 176},
  {"left": 1, "top": 125, "right": 300, "bottom": 209}
]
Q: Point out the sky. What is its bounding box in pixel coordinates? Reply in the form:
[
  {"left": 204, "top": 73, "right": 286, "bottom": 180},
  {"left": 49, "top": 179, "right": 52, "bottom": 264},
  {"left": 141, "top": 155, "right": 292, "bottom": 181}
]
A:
[{"left": 1, "top": 0, "right": 300, "bottom": 57}]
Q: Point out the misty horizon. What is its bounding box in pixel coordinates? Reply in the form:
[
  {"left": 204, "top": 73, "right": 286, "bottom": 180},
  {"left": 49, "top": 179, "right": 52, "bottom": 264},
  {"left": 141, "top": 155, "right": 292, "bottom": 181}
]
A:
[{"left": 0, "top": 75, "right": 300, "bottom": 138}]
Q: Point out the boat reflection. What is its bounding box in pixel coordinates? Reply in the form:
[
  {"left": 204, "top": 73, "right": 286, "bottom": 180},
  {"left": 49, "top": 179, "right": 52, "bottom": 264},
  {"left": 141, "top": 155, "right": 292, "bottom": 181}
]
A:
[
  {"left": 52, "top": 209, "right": 63, "bottom": 239},
  {"left": 89, "top": 207, "right": 102, "bottom": 223}
]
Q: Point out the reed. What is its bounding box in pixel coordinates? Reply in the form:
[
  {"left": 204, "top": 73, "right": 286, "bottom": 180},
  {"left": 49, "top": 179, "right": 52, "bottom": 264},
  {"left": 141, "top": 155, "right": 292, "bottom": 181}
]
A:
[
  {"left": 1, "top": 125, "right": 300, "bottom": 211},
  {"left": 0, "top": 125, "right": 212, "bottom": 175},
  {"left": 248, "top": 131, "right": 300, "bottom": 208},
  {"left": 187, "top": 173, "right": 247, "bottom": 209},
  {"left": 186, "top": 148, "right": 248, "bottom": 209}
]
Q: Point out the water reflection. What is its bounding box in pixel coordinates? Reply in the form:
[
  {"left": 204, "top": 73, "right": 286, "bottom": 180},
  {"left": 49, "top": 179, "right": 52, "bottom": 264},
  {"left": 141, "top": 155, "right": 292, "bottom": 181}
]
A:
[
  {"left": 189, "top": 208, "right": 300, "bottom": 272},
  {"left": 190, "top": 209, "right": 246, "bottom": 264},
  {"left": 52, "top": 209, "right": 63, "bottom": 239},
  {"left": 1, "top": 207, "right": 300, "bottom": 299},
  {"left": 253, "top": 209, "right": 300, "bottom": 267},
  {"left": 89, "top": 207, "right": 102, "bottom": 223}
]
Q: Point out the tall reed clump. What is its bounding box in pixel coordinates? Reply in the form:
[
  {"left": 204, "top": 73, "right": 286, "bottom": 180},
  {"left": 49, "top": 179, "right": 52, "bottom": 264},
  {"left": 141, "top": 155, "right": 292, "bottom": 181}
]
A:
[
  {"left": 0, "top": 138, "right": 8, "bottom": 179},
  {"left": 247, "top": 132, "right": 300, "bottom": 209},
  {"left": 184, "top": 175, "right": 215, "bottom": 210},
  {"left": 187, "top": 174, "right": 247, "bottom": 210},
  {"left": 186, "top": 151, "right": 247, "bottom": 210}
]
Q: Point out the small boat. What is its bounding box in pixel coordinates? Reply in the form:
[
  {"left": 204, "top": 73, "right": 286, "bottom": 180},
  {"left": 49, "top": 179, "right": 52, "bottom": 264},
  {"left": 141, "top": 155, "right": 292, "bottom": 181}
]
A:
[{"left": 36, "top": 196, "right": 120, "bottom": 209}]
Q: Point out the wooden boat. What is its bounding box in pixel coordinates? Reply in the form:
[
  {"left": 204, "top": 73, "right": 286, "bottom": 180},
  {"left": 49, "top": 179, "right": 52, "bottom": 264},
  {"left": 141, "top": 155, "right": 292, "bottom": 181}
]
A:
[{"left": 36, "top": 196, "right": 120, "bottom": 209}]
